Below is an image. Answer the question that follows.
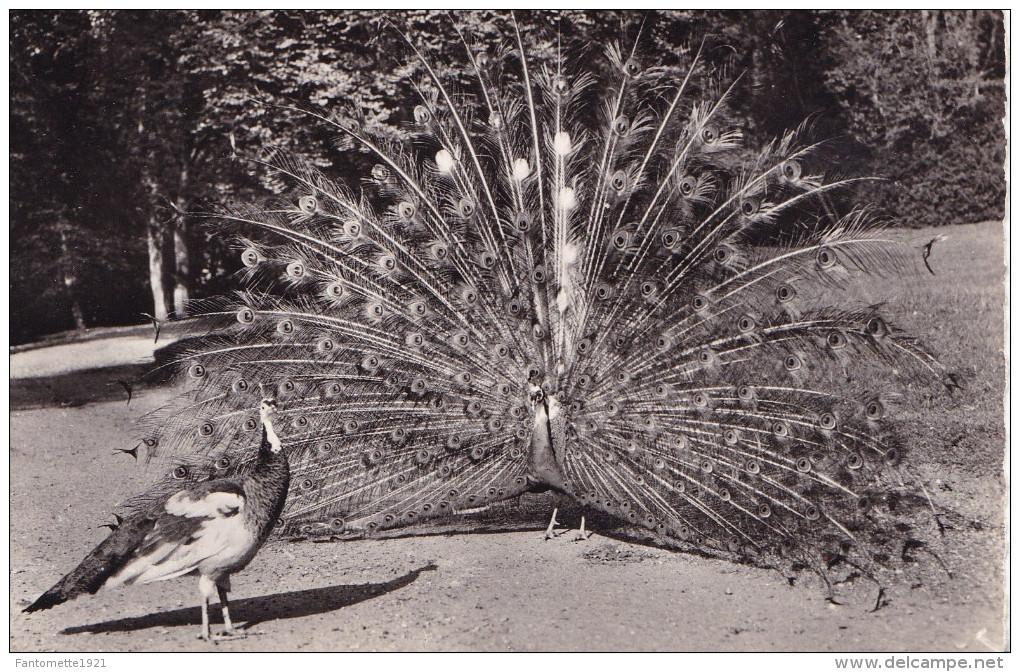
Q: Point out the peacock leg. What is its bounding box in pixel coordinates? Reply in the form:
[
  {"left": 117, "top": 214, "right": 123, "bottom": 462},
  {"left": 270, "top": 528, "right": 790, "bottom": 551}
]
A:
[
  {"left": 572, "top": 515, "right": 591, "bottom": 542},
  {"left": 543, "top": 507, "right": 562, "bottom": 540}
]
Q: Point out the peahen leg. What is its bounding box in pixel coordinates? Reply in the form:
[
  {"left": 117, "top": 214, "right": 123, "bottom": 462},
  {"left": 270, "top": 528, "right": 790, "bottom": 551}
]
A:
[
  {"left": 197, "top": 575, "right": 214, "bottom": 641},
  {"left": 213, "top": 578, "right": 248, "bottom": 640},
  {"left": 217, "top": 583, "right": 237, "bottom": 635}
]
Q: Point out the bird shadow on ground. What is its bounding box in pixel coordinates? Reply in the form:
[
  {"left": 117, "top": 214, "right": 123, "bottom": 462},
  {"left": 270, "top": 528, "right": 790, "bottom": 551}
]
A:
[
  {"left": 60, "top": 563, "right": 437, "bottom": 635},
  {"left": 10, "top": 363, "right": 153, "bottom": 412}
]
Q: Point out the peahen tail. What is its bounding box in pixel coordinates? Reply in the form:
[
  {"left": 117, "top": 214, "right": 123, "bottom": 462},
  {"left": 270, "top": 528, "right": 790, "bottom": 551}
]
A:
[
  {"left": 129, "top": 14, "right": 950, "bottom": 583},
  {"left": 24, "top": 511, "right": 159, "bottom": 613}
]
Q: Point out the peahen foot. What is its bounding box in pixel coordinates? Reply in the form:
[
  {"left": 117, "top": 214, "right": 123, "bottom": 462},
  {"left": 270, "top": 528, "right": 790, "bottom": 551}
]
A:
[{"left": 211, "top": 628, "right": 248, "bottom": 642}]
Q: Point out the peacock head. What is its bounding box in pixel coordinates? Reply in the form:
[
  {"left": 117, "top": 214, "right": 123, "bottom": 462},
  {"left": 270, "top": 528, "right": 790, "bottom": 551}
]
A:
[
  {"left": 259, "top": 398, "right": 279, "bottom": 422},
  {"left": 528, "top": 384, "right": 545, "bottom": 404}
]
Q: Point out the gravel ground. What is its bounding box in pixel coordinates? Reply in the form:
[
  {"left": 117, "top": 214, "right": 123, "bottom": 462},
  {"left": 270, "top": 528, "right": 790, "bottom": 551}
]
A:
[{"left": 9, "top": 222, "right": 1007, "bottom": 653}]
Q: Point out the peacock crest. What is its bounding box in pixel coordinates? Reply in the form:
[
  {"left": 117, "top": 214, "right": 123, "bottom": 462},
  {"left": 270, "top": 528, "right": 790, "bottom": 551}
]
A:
[{"left": 133, "top": 14, "right": 949, "bottom": 585}]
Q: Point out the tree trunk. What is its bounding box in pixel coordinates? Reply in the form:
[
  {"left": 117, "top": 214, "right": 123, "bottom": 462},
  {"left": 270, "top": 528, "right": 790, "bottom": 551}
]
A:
[
  {"left": 172, "top": 217, "right": 190, "bottom": 316},
  {"left": 172, "top": 164, "right": 190, "bottom": 316},
  {"left": 147, "top": 220, "right": 171, "bottom": 321},
  {"left": 59, "top": 226, "right": 87, "bottom": 331}
]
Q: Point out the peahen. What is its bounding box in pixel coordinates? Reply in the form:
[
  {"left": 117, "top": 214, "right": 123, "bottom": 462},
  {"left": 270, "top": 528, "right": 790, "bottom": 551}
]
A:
[
  {"left": 115, "top": 15, "right": 952, "bottom": 599},
  {"left": 25, "top": 399, "right": 290, "bottom": 641}
]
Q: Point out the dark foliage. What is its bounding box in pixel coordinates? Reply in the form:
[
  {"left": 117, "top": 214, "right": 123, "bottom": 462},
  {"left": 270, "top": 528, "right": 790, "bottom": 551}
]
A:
[{"left": 9, "top": 10, "right": 1005, "bottom": 344}]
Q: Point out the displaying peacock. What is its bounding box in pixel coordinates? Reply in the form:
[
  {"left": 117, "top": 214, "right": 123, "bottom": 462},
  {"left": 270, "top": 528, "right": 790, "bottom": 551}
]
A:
[{"left": 108, "top": 14, "right": 953, "bottom": 598}]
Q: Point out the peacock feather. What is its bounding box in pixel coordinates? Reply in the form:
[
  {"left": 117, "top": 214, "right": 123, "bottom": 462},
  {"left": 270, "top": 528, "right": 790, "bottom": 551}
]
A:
[{"left": 130, "top": 13, "right": 951, "bottom": 588}]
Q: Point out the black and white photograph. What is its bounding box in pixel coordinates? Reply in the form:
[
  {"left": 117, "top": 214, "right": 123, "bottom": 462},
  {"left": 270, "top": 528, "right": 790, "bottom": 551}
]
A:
[{"left": 9, "top": 9, "right": 1008, "bottom": 658}]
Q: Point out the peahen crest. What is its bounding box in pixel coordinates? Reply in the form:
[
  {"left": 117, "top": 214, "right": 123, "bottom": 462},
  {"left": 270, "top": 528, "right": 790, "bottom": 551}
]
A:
[{"left": 132, "top": 14, "right": 950, "bottom": 587}]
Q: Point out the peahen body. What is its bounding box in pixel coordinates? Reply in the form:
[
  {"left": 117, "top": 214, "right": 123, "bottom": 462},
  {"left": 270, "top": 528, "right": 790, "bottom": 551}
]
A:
[
  {"left": 119, "top": 15, "right": 948, "bottom": 597},
  {"left": 26, "top": 400, "right": 290, "bottom": 641}
]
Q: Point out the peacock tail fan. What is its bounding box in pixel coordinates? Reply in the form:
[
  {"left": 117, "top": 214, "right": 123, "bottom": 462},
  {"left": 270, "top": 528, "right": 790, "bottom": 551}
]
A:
[{"left": 126, "top": 13, "right": 953, "bottom": 591}]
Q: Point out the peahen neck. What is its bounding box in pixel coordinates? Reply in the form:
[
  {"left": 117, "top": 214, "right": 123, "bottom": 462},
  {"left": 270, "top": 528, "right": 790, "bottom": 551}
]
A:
[{"left": 244, "top": 423, "right": 291, "bottom": 541}]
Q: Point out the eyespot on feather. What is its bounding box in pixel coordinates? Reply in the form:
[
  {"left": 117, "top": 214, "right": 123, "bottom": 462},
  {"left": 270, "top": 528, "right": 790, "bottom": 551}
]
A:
[
  {"left": 397, "top": 201, "right": 416, "bottom": 221},
  {"left": 867, "top": 316, "right": 889, "bottom": 338},
  {"left": 458, "top": 198, "right": 476, "bottom": 218},
  {"left": 740, "top": 197, "right": 761, "bottom": 217},
  {"left": 241, "top": 248, "right": 262, "bottom": 267},
  {"left": 678, "top": 175, "right": 697, "bottom": 197},
  {"left": 343, "top": 220, "right": 362, "bottom": 238},
  {"left": 776, "top": 283, "right": 796, "bottom": 303},
  {"left": 610, "top": 170, "right": 628, "bottom": 193},
  {"left": 782, "top": 159, "right": 802, "bottom": 182},
  {"left": 827, "top": 331, "right": 848, "bottom": 349},
  {"left": 623, "top": 57, "right": 642, "bottom": 76},
  {"left": 816, "top": 247, "right": 837, "bottom": 269},
  {"left": 413, "top": 105, "right": 432, "bottom": 125}
]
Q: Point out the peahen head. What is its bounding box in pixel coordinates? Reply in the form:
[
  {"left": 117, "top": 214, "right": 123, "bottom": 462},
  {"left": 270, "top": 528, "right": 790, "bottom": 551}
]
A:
[{"left": 258, "top": 398, "right": 283, "bottom": 454}]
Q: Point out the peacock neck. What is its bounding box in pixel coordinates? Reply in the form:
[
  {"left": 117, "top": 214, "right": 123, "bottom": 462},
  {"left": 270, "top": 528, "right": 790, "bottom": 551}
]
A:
[{"left": 526, "top": 395, "right": 569, "bottom": 493}]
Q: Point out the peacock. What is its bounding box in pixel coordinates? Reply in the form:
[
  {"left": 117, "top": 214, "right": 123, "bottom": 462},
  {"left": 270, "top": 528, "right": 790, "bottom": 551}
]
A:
[
  {"left": 47, "top": 12, "right": 955, "bottom": 614},
  {"left": 25, "top": 399, "right": 290, "bottom": 641}
]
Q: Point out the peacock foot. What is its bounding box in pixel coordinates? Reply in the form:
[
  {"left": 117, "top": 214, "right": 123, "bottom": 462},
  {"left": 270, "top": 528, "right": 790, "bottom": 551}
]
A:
[
  {"left": 543, "top": 507, "right": 564, "bottom": 540},
  {"left": 571, "top": 516, "right": 592, "bottom": 542}
]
